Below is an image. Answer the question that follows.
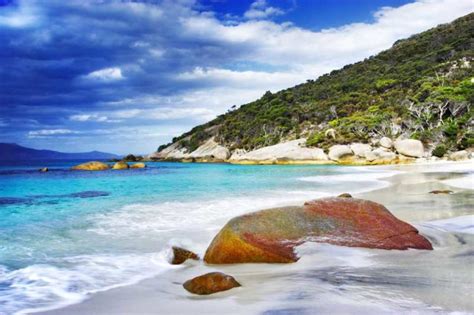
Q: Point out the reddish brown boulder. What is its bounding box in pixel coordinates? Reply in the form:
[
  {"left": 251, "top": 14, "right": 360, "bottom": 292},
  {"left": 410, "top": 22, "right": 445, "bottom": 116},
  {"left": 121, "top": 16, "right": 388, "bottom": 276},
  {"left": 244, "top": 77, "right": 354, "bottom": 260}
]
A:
[
  {"left": 183, "top": 272, "right": 240, "bottom": 295},
  {"left": 204, "top": 197, "right": 432, "bottom": 264},
  {"left": 171, "top": 246, "right": 199, "bottom": 265}
]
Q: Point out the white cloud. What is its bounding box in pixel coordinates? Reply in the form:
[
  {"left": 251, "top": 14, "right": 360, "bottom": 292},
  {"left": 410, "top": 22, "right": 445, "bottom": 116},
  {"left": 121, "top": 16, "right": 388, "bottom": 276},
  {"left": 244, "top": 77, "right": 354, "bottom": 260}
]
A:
[
  {"left": 177, "top": 67, "right": 307, "bottom": 91},
  {"left": 183, "top": 0, "right": 473, "bottom": 68},
  {"left": 173, "top": 0, "right": 473, "bottom": 115},
  {"left": 0, "top": 2, "right": 39, "bottom": 28},
  {"left": 69, "top": 114, "right": 120, "bottom": 123},
  {"left": 244, "top": 0, "right": 285, "bottom": 20},
  {"left": 28, "top": 129, "right": 79, "bottom": 138},
  {"left": 84, "top": 67, "right": 124, "bottom": 81}
]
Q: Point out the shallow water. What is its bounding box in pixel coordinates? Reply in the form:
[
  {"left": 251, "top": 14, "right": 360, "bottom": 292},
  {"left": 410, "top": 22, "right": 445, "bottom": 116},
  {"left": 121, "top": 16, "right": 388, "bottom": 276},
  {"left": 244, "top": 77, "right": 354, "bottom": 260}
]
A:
[{"left": 0, "top": 160, "right": 472, "bottom": 314}]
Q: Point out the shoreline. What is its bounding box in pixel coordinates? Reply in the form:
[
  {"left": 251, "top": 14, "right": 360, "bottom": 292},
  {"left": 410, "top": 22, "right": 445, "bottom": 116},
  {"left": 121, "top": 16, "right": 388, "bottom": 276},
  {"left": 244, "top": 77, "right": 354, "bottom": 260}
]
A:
[
  {"left": 35, "top": 160, "right": 474, "bottom": 315},
  {"left": 147, "top": 156, "right": 473, "bottom": 166}
]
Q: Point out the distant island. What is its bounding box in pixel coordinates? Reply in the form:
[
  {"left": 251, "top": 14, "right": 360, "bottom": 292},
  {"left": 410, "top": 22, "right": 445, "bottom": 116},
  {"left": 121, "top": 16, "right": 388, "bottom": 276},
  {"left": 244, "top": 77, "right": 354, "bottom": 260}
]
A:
[
  {"left": 0, "top": 143, "right": 119, "bottom": 161},
  {"left": 151, "top": 13, "right": 473, "bottom": 165}
]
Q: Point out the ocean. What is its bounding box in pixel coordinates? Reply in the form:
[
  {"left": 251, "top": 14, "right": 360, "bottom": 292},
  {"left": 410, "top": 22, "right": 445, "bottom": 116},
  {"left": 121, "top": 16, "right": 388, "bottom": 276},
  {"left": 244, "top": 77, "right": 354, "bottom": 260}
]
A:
[{"left": 0, "top": 160, "right": 472, "bottom": 314}]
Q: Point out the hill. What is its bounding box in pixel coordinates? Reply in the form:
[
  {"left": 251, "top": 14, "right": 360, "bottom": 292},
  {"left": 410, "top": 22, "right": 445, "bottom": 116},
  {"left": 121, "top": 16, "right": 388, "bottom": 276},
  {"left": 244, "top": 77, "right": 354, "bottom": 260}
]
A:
[
  {"left": 0, "top": 143, "right": 119, "bottom": 161},
  {"left": 153, "top": 13, "right": 473, "bottom": 163}
]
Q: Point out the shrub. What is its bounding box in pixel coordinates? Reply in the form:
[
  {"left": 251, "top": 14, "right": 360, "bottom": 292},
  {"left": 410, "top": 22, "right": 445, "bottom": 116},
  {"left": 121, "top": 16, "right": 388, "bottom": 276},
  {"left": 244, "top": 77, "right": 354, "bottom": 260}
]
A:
[
  {"left": 432, "top": 144, "right": 447, "bottom": 157},
  {"left": 306, "top": 132, "right": 324, "bottom": 147}
]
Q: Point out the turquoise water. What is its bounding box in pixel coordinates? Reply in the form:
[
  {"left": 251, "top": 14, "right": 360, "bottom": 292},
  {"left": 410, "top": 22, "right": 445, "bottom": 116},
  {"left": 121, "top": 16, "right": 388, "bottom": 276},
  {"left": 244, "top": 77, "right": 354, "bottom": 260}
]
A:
[{"left": 0, "top": 161, "right": 398, "bottom": 314}]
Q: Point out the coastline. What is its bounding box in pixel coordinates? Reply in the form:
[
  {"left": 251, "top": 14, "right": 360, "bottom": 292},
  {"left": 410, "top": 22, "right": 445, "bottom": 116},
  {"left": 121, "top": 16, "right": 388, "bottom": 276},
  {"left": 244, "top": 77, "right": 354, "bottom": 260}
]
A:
[{"left": 36, "top": 160, "right": 474, "bottom": 315}]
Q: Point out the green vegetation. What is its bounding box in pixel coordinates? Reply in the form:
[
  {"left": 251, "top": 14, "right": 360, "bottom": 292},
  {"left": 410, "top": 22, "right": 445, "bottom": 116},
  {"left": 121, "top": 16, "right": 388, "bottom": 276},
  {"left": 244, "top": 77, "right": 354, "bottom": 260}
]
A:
[
  {"left": 158, "top": 14, "right": 474, "bottom": 154},
  {"left": 432, "top": 144, "right": 447, "bottom": 157}
]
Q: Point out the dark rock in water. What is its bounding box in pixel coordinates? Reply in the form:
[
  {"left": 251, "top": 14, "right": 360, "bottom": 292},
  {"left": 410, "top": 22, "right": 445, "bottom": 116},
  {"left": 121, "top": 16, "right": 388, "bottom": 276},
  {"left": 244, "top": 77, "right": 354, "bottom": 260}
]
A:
[
  {"left": 183, "top": 272, "right": 240, "bottom": 295},
  {"left": 123, "top": 154, "right": 143, "bottom": 162},
  {"left": 429, "top": 190, "right": 454, "bottom": 194},
  {"left": 68, "top": 191, "right": 110, "bottom": 198},
  {"left": 0, "top": 197, "right": 31, "bottom": 206},
  {"left": 171, "top": 246, "right": 199, "bottom": 265},
  {"left": 338, "top": 193, "right": 352, "bottom": 198},
  {"left": 204, "top": 197, "right": 432, "bottom": 264},
  {"left": 39, "top": 167, "right": 48, "bottom": 172},
  {"left": 71, "top": 161, "right": 109, "bottom": 171}
]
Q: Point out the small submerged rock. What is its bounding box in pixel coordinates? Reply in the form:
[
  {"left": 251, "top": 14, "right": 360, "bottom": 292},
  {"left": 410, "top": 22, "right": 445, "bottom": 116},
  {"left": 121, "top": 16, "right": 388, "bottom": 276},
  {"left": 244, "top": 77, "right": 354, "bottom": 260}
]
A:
[
  {"left": 183, "top": 272, "right": 241, "bottom": 295},
  {"left": 429, "top": 190, "right": 454, "bottom": 195},
  {"left": 204, "top": 197, "right": 432, "bottom": 264},
  {"left": 72, "top": 161, "right": 109, "bottom": 171},
  {"left": 171, "top": 246, "right": 199, "bottom": 265}
]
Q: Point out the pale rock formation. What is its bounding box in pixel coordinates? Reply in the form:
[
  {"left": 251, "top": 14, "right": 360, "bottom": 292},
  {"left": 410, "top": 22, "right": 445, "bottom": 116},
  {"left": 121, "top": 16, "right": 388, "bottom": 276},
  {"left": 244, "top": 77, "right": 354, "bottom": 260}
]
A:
[
  {"left": 449, "top": 150, "right": 469, "bottom": 161},
  {"left": 328, "top": 145, "right": 353, "bottom": 161},
  {"left": 379, "top": 137, "right": 393, "bottom": 149},
  {"left": 350, "top": 143, "right": 372, "bottom": 158},
  {"left": 365, "top": 148, "right": 396, "bottom": 162},
  {"left": 189, "top": 138, "right": 230, "bottom": 160},
  {"left": 394, "top": 139, "right": 424, "bottom": 158},
  {"left": 229, "top": 139, "right": 328, "bottom": 163}
]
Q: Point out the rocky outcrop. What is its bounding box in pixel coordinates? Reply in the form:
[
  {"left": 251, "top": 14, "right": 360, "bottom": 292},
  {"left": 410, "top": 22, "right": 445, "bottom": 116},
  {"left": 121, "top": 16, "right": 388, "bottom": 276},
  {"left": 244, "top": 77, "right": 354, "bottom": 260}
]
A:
[
  {"left": 204, "top": 197, "right": 432, "bottom": 264},
  {"left": 328, "top": 145, "right": 353, "bottom": 161},
  {"left": 379, "top": 137, "right": 393, "bottom": 149},
  {"left": 449, "top": 150, "right": 469, "bottom": 161},
  {"left": 150, "top": 141, "right": 189, "bottom": 160},
  {"left": 170, "top": 246, "right": 199, "bottom": 265},
  {"left": 112, "top": 161, "right": 129, "bottom": 170},
  {"left": 189, "top": 138, "right": 230, "bottom": 161},
  {"left": 229, "top": 139, "right": 329, "bottom": 164},
  {"left": 150, "top": 137, "right": 229, "bottom": 162},
  {"left": 183, "top": 272, "right": 241, "bottom": 295},
  {"left": 71, "top": 161, "right": 109, "bottom": 171},
  {"left": 350, "top": 143, "right": 371, "bottom": 158},
  {"left": 394, "top": 139, "right": 424, "bottom": 158},
  {"left": 130, "top": 162, "right": 146, "bottom": 169},
  {"left": 365, "top": 147, "right": 397, "bottom": 163}
]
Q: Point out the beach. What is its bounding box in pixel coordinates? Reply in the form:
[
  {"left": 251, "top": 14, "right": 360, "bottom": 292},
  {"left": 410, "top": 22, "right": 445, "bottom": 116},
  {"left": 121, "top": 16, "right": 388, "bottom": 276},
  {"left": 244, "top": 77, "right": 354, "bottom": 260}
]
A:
[{"left": 23, "top": 160, "right": 473, "bottom": 315}]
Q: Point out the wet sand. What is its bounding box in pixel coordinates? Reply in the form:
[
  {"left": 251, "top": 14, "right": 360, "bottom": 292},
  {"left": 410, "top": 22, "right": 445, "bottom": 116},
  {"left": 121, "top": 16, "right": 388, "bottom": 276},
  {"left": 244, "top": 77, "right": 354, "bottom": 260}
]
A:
[{"left": 37, "top": 161, "right": 474, "bottom": 315}]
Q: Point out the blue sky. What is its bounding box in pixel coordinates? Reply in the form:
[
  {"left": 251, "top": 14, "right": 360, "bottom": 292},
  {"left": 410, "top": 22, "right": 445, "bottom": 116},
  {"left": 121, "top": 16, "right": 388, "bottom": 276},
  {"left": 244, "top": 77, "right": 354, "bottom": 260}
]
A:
[{"left": 0, "top": 0, "right": 472, "bottom": 154}]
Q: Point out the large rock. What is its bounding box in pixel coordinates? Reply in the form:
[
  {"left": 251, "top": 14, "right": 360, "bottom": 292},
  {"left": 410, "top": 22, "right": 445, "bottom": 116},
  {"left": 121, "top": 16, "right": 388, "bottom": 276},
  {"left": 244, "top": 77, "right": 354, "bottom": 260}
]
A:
[
  {"left": 150, "top": 137, "right": 229, "bottom": 161},
  {"left": 204, "top": 197, "right": 432, "bottom": 264},
  {"left": 112, "top": 161, "right": 129, "bottom": 170},
  {"left": 365, "top": 148, "right": 396, "bottom": 162},
  {"left": 130, "top": 162, "right": 146, "bottom": 169},
  {"left": 328, "top": 145, "right": 353, "bottom": 161},
  {"left": 71, "top": 161, "right": 109, "bottom": 171},
  {"left": 171, "top": 246, "right": 199, "bottom": 265},
  {"left": 379, "top": 137, "right": 393, "bottom": 149},
  {"left": 183, "top": 272, "right": 241, "bottom": 295},
  {"left": 394, "top": 139, "right": 424, "bottom": 158},
  {"left": 189, "top": 138, "right": 230, "bottom": 161},
  {"left": 449, "top": 150, "right": 469, "bottom": 161},
  {"left": 229, "top": 139, "right": 328, "bottom": 164},
  {"left": 350, "top": 143, "right": 372, "bottom": 158}
]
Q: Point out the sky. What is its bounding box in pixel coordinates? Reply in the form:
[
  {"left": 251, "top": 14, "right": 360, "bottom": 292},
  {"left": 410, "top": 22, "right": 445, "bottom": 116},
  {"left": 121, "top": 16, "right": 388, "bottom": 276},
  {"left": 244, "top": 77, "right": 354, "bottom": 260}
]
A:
[{"left": 0, "top": 0, "right": 472, "bottom": 155}]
